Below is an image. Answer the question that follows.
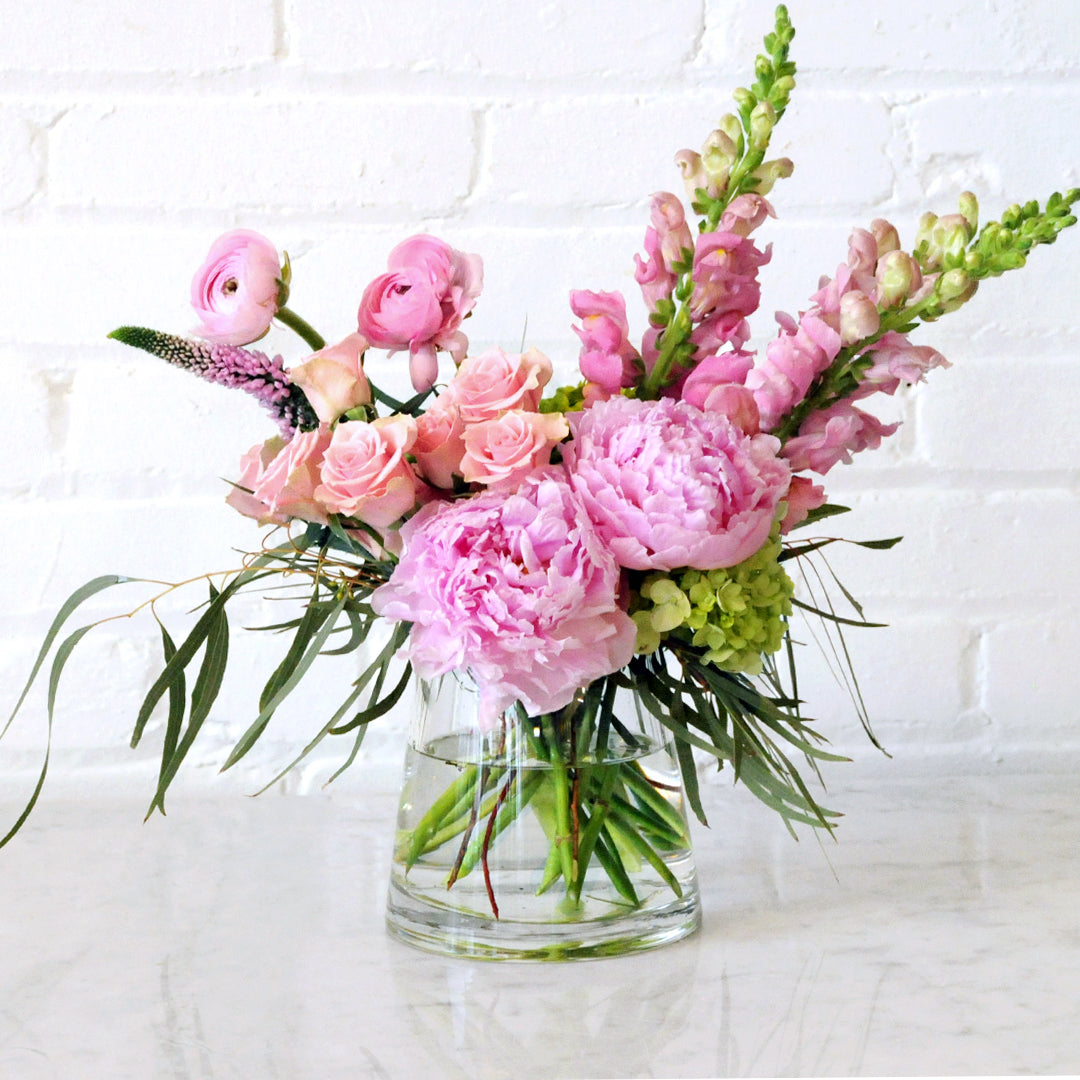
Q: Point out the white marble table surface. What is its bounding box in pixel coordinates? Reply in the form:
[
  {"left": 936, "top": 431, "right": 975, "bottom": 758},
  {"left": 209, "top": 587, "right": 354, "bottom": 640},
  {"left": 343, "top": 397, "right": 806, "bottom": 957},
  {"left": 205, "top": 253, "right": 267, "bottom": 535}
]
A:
[{"left": 2, "top": 766, "right": 1078, "bottom": 1079}]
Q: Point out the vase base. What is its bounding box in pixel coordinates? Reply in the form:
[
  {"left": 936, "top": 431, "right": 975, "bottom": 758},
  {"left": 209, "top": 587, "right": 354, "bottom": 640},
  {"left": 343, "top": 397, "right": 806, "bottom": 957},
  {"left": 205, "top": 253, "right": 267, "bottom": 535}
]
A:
[{"left": 384, "top": 878, "right": 702, "bottom": 961}]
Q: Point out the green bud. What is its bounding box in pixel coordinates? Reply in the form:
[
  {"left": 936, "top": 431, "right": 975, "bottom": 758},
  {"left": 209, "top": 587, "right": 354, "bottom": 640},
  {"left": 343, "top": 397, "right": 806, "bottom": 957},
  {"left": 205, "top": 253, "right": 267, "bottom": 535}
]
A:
[
  {"left": 750, "top": 157, "right": 793, "bottom": 195},
  {"left": 749, "top": 100, "right": 776, "bottom": 149},
  {"left": 958, "top": 191, "right": 979, "bottom": 234},
  {"left": 732, "top": 86, "right": 757, "bottom": 114}
]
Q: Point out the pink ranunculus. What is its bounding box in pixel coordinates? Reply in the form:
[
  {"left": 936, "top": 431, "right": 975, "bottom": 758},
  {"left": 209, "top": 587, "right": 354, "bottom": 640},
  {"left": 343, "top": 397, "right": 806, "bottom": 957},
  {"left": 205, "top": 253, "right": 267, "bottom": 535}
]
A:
[
  {"left": 314, "top": 415, "right": 419, "bottom": 529},
  {"left": 287, "top": 333, "right": 371, "bottom": 423},
  {"left": 689, "top": 231, "right": 771, "bottom": 322},
  {"left": 782, "top": 401, "right": 899, "bottom": 475},
  {"left": 356, "top": 234, "right": 483, "bottom": 393},
  {"left": 413, "top": 397, "right": 466, "bottom": 490},
  {"left": 563, "top": 396, "right": 790, "bottom": 572},
  {"left": 250, "top": 426, "right": 334, "bottom": 525},
  {"left": 225, "top": 437, "right": 289, "bottom": 525},
  {"left": 191, "top": 229, "right": 282, "bottom": 346},
  {"left": 370, "top": 467, "right": 637, "bottom": 727},
  {"left": 570, "top": 290, "right": 640, "bottom": 394},
  {"left": 780, "top": 475, "right": 827, "bottom": 533},
  {"left": 450, "top": 346, "right": 552, "bottom": 425},
  {"left": 460, "top": 410, "right": 570, "bottom": 490}
]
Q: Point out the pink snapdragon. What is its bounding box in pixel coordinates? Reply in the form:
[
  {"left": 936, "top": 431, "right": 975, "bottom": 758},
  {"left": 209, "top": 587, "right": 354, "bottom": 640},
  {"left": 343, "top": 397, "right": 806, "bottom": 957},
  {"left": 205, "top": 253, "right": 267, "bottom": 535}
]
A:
[
  {"left": 780, "top": 475, "right": 827, "bottom": 533},
  {"left": 370, "top": 468, "right": 637, "bottom": 727},
  {"left": 191, "top": 230, "right": 281, "bottom": 346},
  {"left": 287, "top": 333, "right": 371, "bottom": 423},
  {"left": 634, "top": 192, "right": 693, "bottom": 311},
  {"left": 563, "top": 396, "right": 790, "bottom": 572},
  {"left": 357, "top": 235, "right": 483, "bottom": 393},
  {"left": 782, "top": 401, "right": 898, "bottom": 475},
  {"left": 689, "top": 231, "right": 770, "bottom": 322},
  {"left": 746, "top": 310, "right": 842, "bottom": 432},
  {"left": 570, "top": 290, "right": 640, "bottom": 395},
  {"left": 315, "top": 415, "right": 420, "bottom": 529}
]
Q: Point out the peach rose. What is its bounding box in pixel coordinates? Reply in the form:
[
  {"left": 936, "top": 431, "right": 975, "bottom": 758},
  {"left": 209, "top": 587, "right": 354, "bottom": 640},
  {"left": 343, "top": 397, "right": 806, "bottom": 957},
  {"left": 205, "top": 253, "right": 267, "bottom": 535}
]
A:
[
  {"left": 288, "top": 333, "right": 371, "bottom": 423},
  {"left": 242, "top": 427, "right": 333, "bottom": 525},
  {"left": 460, "top": 410, "right": 569, "bottom": 490},
  {"left": 450, "top": 346, "right": 552, "bottom": 425},
  {"left": 315, "top": 415, "right": 419, "bottom": 529},
  {"left": 414, "top": 399, "right": 466, "bottom": 490}
]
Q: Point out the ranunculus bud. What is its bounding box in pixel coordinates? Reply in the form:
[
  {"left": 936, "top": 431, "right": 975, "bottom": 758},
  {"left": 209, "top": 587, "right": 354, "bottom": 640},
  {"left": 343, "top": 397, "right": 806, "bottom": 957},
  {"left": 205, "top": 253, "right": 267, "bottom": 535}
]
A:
[{"left": 839, "top": 290, "right": 881, "bottom": 345}]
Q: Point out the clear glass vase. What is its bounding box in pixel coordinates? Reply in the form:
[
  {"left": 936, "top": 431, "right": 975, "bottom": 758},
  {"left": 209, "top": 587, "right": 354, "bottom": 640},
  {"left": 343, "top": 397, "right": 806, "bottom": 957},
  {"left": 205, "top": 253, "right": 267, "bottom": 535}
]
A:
[{"left": 385, "top": 672, "right": 702, "bottom": 960}]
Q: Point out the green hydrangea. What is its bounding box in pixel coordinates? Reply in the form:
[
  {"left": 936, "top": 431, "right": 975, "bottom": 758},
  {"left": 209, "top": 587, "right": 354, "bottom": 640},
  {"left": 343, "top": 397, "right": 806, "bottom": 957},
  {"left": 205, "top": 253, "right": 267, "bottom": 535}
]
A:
[{"left": 632, "top": 528, "right": 793, "bottom": 675}]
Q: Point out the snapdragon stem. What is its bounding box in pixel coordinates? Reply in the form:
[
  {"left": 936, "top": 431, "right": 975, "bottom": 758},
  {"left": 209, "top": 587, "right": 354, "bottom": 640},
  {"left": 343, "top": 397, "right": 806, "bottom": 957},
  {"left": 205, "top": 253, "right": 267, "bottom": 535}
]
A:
[{"left": 275, "top": 306, "right": 326, "bottom": 352}]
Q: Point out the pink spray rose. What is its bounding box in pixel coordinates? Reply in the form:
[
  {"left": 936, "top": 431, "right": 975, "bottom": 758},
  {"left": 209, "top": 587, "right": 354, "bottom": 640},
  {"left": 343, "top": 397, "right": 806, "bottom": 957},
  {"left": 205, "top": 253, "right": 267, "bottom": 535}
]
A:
[
  {"left": 356, "top": 234, "right": 483, "bottom": 393},
  {"left": 370, "top": 467, "right": 637, "bottom": 727},
  {"left": 232, "top": 426, "right": 333, "bottom": 526},
  {"left": 460, "top": 410, "right": 570, "bottom": 490},
  {"left": 287, "top": 332, "right": 371, "bottom": 423},
  {"left": 191, "top": 229, "right": 281, "bottom": 346},
  {"left": 449, "top": 346, "right": 552, "bottom": 424},
  {"left": 563, "top": 396, "right": 790, "bottom": 572},
  {"left": 315, "top": 415, "right": 419, "bottom": 529}
]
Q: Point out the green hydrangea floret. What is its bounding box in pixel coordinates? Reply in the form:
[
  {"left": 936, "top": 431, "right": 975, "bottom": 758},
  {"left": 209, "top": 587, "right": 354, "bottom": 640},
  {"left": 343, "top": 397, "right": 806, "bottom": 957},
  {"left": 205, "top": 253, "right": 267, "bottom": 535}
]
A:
[{"left": 632, "top": 527, "right": 794, "bottom": 675}]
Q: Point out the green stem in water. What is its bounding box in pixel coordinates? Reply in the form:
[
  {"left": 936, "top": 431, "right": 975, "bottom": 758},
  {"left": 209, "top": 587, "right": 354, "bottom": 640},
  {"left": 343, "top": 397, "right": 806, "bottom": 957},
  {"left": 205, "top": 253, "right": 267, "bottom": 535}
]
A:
[{"left": 275, "top": 306, "right": 326, "bottom": 352}]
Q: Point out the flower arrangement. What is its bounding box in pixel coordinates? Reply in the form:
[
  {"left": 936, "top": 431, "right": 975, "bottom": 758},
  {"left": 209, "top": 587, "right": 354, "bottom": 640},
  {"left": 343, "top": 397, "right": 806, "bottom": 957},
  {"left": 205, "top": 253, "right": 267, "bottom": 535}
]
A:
[{"left": 3, "top": 8, "right": 1077, "bottom": 944}]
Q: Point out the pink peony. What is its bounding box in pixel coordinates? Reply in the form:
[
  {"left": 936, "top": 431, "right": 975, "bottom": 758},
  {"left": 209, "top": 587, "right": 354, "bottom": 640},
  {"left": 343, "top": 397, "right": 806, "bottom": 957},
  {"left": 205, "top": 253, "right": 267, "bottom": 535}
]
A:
[
  {"left": 449, "top": 346, "right": 552, "bottom": 425},
  {"left": 563, "top": 396, "right": 790, "bottom": 572},
  {"left": 356, "top": 234, "right": 483, "bottom": 393},
  {"left": 287, "top": 332, "right": 371, "bottom": 423},
  {"left": 237, "top": 426, "right": 333, "bottom": 525},
  {"left": 782, "top": 401, "right": 898, "bottom": 475},
  {"left": 315, "top": 415, "right": 419, "bottom": 529},
  {"left": 370, "top": 468, "right": 636, "bottom": 727},
  {"left": 460, "top": 410, "right": 570, "bottom": 490},
  {"left": 191, "top": 229, "right": 281, "bottom": 346}
]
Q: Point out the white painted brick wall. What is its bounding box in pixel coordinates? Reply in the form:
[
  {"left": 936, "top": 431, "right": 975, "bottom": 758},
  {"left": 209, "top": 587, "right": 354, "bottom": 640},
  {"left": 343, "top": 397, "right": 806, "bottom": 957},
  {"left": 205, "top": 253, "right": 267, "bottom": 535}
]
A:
[{"left": 1, "top": 0, "right": 1078, "bottom": 800}]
